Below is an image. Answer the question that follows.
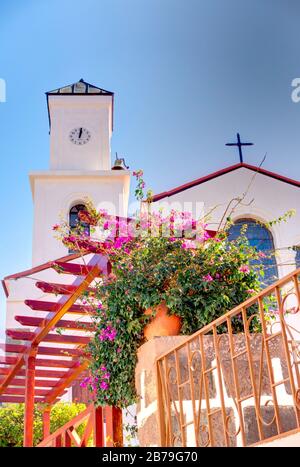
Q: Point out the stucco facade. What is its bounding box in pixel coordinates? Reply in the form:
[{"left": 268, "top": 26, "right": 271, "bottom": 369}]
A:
[
  {"left": 152, "top": 166, "right": 300, "bottom": 279},
  {"left": 29, "top": 170, "right": 130, "bottom": 265}
]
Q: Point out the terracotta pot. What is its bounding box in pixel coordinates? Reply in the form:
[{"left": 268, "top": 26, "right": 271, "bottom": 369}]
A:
[{"left": 143, "top": 301, "right": 182, "bottom": 341}]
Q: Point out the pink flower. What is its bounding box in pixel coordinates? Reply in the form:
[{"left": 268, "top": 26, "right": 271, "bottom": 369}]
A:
[
  {"left": 80, "top": 376, "right": 93, "bottom": 388},
  {"left": 98, "top": 326, "right": 117, "bottom": 342},
  {"left": 203, "top": 274, "right": 213, "bottom": 282},
  {"left": 239, "top": 265, "right": 250, "bottom": 274},
  {"left": 246, "top": 289, "right": 255, "bottom": 294},
  {"left": 100, "top": 381, "right": 109, "bottom": 390},
  {"left": 203, "top": 231, "right": 212, "bottom": 240},
  {"left": 258, "top": 251, "right": 266, "bottom": 258},
  {"left": 133, "top": 169, "right": 143, "bottom": 178},
  {"left": 181, "top": 240, "right": 196, "bottom": 249},
  {"left": 113, "top": 236, "right": 132, "bottom": 249}
]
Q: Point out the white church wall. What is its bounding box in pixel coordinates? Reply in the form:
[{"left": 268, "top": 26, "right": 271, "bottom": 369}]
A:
[
  {"left": 152, "top": 167, "right": 300, "bottom": 278},
  {"left": 30, "top": 171, "right": 130, "bottom": 265}
]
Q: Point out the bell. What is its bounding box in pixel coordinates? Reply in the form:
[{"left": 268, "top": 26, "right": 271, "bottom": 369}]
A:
[{"left": 112, "top": 154, "right": 129, "bottom": 170}]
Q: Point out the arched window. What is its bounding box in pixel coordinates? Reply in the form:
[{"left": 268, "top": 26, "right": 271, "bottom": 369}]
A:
[
  {"left": 295, "top": 248, "right": 300, "bottom": 269},
  {"left": 228, "top": 219, "right": 278, "bottom": 286},
  {"left": 69, "top": 204, "right": 90, "bottom": 233},
  {"left": 69, "top": 204, "right": 90, "bottom": 252}
]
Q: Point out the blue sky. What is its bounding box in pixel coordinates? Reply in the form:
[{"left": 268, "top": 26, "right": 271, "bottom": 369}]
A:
[{"left": 0, "top": 0, "right": 300, "bottom": 335}]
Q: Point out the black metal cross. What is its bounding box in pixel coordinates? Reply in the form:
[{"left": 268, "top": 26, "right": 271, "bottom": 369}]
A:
[{"left": 226, "top": 133, "right": 253, "bottom": 163}]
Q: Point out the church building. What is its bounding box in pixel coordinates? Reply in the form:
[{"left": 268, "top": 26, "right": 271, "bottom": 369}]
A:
[
  {"left": 151, "top": 158, "right": 300, "bottom": 283},
  {"left": 2, "top": 80, "right": 300, "bottom": 400}
]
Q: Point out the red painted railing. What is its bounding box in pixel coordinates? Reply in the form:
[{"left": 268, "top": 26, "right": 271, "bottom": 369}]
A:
[{"left": 37, "top": 404, "right": 123, "bottom": 447}]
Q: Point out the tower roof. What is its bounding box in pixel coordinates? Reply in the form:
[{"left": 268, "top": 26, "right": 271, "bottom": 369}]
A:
[
  {"left": 46, "top": 79, "right": 114, "bottom": 130},
  {"left": 46, "top": 78, "right": 113, "bottom": 96}
]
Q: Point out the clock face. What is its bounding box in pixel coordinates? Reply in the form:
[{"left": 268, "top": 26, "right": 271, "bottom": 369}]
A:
[{"left": 69, "top": 127, "right": 91, "bottom": 145}]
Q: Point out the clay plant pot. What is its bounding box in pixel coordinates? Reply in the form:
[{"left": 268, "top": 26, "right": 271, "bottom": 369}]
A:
[{"left": 143, "top": 301, "right": 182, "bottom": 341}]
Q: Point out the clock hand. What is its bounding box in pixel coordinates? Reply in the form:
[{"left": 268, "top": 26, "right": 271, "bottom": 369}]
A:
[{"left": 78, "top": 128, "right": 82, "bottom": 139}]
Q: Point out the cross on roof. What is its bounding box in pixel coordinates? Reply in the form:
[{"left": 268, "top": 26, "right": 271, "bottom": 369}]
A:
[{"left": 226, "top": 133, "right": 253, "bottom": 163}]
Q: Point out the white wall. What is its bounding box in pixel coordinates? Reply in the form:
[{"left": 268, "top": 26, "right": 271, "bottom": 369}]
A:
[
  {"left": 48, "top": 95, "right": 113, "bottom": 171},
  {"left": 152, "top": 167, "right": 299, "bottom": 279},
  {"left": 29, "top": 170, "right": 130, "bottom": 265}
]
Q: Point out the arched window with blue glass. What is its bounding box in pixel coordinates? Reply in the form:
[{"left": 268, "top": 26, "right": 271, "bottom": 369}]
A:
[
  {"left": 295, "top": 247, "right": 300, "bottom": 269},
  {"left": 228, "top": 218, "right": 278, "bottom": 286}
]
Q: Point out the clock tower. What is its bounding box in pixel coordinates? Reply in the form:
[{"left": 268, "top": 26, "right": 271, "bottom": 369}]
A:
[
  {"left": 29, "top": 79, "right": 130, "bottom": 265},
  {"left": 48, "top": 79, "right": 113, "bottom": 171}
]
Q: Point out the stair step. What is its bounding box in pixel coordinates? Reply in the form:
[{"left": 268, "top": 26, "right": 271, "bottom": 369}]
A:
[
  {"left": 51, "top": 261, "right": 102, "bottom": 276},
  {"left": 6, "top": 329, "right": 90, "bottom": 345},
  {"left": 15, "top": 315, "right": 94, "bottom": 332},
  {"left": 36, "top": 281, "right": 97, "bottom": 295},
  {"left": 24, "top": 299, "right": 95, "bottom": 315}
]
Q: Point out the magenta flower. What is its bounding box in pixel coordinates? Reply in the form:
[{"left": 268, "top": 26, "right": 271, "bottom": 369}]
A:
[
  {"left": 98, "top": 326, "right": 117, "bottom": 342},
  {"left": 100, "top": 381, "right": 109, "bottom": 390},
  {"left": 80, "top": 376, "right": 93, "bottom": 388},
  {"left": 133, "top": 169, "right": 143, "bottom": 178},
  {"left": 98, "top": 208, "right": 108, "bottom": 217},
  {"left": 239, "top": 265, "right": 250, "bottom": 274},
  {"left": 203, "top": 231, "right": 211, "bottom": 240},
  {"left": 181, "top": 240, "right": 196, "bottom": 249},
  {"left": 203, "top": 274, "right": 213, "bottom": 282}
]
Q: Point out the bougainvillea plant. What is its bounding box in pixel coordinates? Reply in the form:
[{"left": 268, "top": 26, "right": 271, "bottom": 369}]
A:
[{"left": 53, "top": 172, "right": 285, "bottom": 408}]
